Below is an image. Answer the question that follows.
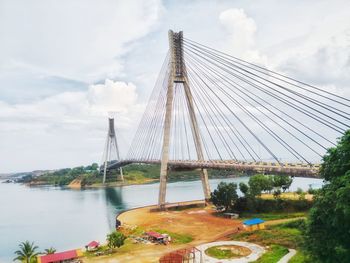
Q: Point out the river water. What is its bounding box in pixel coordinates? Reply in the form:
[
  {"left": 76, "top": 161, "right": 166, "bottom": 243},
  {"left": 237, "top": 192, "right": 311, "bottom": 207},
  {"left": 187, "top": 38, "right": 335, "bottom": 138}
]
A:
[{"left": 0, "top": 176, "right": 323, "bottom": 262}]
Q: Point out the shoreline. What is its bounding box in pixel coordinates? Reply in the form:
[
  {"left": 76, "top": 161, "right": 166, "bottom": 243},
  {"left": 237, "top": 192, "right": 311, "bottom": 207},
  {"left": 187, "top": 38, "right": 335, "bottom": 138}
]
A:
[{"left": 23, "top": 174, "right": 243, "bottom": 189}]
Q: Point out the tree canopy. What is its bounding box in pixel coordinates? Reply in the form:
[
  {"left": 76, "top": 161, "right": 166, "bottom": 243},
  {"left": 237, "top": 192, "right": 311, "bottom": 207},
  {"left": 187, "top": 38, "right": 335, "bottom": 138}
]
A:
[
  {"left": 320, "top": 130, "right": 350, "bottom": 181},
  {"left": 305, "top": 130, "right": 350, "bottom": 262},
  {"left": 107, "top": 231, "right": 126, "bottom": 249},
  {"left": 210, "top": 182, "right": 238, "bottom": 211},
  {"left": 13, "top": 241, "right": 39, "bottom": 263},
  {"left": 248, "top": 174, "right": 274, "bottom": 196}
]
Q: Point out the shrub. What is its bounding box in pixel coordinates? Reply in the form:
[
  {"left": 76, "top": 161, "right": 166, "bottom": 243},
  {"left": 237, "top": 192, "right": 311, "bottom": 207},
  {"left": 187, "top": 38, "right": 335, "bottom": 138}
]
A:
[{"left": 107, "top": 231, "right": 126, "bottom": 249}]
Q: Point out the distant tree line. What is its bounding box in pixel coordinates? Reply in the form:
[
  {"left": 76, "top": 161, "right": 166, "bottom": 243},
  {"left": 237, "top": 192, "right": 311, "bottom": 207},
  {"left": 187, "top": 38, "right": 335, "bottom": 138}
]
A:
[{"left": 210, "top": 173, "right": 312, "bottom": 213}]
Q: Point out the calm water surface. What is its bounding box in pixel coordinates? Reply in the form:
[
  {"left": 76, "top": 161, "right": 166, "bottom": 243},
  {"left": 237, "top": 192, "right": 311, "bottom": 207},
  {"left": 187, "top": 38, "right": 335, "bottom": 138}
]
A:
[{"left": 0, "top": 177, "right": 323, "bottom": 262}]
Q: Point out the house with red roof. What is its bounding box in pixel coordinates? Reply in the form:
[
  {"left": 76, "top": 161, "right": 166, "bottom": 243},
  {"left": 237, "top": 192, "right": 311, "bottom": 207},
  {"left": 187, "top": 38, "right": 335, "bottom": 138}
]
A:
[
  {"left": 85, "top": 240, "right": 100, "bottom": 251},
  {"left": 37, "top": 249, "right": 82, "bottom": 263}
]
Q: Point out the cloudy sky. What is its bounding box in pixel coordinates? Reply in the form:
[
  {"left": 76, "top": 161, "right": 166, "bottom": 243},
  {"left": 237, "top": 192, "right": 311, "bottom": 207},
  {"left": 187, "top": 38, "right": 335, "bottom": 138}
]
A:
[{"left": 0, "top": 0, "right": 349, "bottom": 173}]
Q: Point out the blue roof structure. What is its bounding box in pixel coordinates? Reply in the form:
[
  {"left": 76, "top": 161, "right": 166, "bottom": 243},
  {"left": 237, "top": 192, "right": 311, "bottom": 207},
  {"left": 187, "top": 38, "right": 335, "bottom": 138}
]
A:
[{"left": 243, "top": 218, "right": 265, "bottom": 226}]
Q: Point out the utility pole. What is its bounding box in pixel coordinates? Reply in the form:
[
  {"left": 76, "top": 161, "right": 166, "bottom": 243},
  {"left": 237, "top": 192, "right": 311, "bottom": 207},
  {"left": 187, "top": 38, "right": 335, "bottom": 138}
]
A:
[
  {"left": 158, "top": 30, "right": 211, "bottom": 208},
  {"left": 102, "top": 118, "right": 123, "bottom": 184}
]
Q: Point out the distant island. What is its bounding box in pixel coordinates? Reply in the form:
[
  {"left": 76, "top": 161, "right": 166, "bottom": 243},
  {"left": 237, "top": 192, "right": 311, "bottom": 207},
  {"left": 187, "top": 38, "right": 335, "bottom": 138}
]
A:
[{"left": 12, "top": 163, "right": 246, "bottom": 188}]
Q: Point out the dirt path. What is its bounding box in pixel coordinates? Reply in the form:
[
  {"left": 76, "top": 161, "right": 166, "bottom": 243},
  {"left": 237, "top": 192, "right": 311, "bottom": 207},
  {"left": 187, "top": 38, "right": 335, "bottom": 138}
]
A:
[
  {"left": 84, "top": 203, "right": 243, "bottom": 263},
  {"left": 264, "top": 217, "right": 306, "bottom": 226}
]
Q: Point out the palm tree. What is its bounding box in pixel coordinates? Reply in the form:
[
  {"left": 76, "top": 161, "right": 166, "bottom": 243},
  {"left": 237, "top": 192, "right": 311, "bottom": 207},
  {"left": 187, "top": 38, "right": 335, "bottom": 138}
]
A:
[
  {"left": 13, "top": 241, "right": 39, "bottom": 263},
  {"left": 44, "top": 247, "right": 56, "bottom": 255}
]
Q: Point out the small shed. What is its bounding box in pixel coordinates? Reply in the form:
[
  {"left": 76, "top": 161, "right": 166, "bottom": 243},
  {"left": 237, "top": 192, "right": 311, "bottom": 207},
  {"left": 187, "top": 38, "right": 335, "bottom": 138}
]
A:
[
  {"left": 223, "top": 212, "right": 239, "bottom": 219},
  {"left": 85, "top": 240, "right": 100, "bottom": 251},
  {"left": 145, "top": 231, "right": 170, "bottom": 244},
  {"left": 243, "top": 218, "right": 265, "bottom": 231}
]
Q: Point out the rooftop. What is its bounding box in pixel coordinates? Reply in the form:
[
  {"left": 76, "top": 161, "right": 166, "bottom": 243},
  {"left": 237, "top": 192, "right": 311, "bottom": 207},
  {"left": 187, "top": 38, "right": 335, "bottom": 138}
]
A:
[
  {"left": 243, "top": 218, "right": 265, "bottom": 226},
  {"left": 37, "top": 249, "right": 82, "bottom": 263}
]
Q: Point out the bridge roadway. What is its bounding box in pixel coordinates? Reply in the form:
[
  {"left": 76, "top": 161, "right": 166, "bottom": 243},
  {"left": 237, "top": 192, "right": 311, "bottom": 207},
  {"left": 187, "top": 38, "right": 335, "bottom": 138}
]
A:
[{"left": 107, "top": 159, "right": 320, "bottom": 178}]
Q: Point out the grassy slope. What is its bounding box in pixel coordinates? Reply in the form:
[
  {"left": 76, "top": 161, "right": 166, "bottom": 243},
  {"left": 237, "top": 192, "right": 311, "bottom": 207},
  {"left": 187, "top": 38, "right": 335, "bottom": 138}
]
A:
[
  {"left": 233, "top": 218, "right": 309, "bottom": 262},
  {"left": 253, "top": 245, "right": 289, "bottom": 263}
]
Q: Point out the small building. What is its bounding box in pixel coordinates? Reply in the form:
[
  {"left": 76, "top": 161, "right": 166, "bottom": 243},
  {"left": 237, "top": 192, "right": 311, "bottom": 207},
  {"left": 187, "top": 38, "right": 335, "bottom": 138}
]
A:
[
  {"left": 145, "top": 231, "right": 170, "bottom": 244},
  {"left": 223, "top": 212, "right": 239, "bottom": 219},
  {"left": 37, "top": 249, "right": 83, "bottom": 263},
  {"left": 85, "top": 240, "right": 100, "bottom": 251},
  {"left": 243, "top": 218, "right": 265, "bottom": 231}
]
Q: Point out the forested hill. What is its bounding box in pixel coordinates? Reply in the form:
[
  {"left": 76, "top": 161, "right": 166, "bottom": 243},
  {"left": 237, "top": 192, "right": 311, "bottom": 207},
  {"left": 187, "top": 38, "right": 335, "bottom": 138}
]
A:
[{"left": 18, "top": 163, "right": 245, "bottom": 187}]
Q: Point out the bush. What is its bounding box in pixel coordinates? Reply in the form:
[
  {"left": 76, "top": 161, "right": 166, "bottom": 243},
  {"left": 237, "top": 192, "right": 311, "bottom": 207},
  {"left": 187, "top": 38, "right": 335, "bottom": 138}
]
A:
[{"left": 107, "top": 231, "right": 126, "bottom": 249}]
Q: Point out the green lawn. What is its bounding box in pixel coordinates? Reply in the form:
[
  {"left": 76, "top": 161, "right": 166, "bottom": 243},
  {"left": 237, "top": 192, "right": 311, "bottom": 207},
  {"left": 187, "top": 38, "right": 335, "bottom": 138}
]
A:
[
  {"left": 232, "top": 219, "right": 312, "bottom": 262},
  {"left": 205, "top": 246, "right": 241, "bottom": 259},
  {"left": 253, "top": 245, "right": 289, "bottom": 263},
  {"left": 233, "top": 219, "right": 305, "bottom": 249},
  {"left": 240, "top": 211, "right": 307, "bottom": 221},
  {"left": 154, "top": 229, "right": 193, "bottom": 244},
  {"left": 289, "top": 251, "right": 311, "bottom": 263}
]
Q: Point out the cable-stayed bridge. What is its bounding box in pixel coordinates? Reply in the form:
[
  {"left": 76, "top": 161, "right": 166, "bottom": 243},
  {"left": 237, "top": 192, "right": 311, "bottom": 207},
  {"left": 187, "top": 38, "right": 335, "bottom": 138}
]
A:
[{"left": 105, "top": 30, "right": 350, "bottom": 207}]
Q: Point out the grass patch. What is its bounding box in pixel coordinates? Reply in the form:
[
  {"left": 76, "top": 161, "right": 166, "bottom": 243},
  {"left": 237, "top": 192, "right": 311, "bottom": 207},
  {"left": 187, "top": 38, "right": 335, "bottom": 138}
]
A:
[
  {"left": 83, "top": 245, "right": 116, "bottom": 258},
  {"left": 155, "top": 229, "right": 193, "bottom": 244},
  {"left": 233, "top": 219, "right": 306, "bottom": 249},
  {"left": 205, "top": 246, "right": 243, "bottom": 259},
  {"left": 289, "top": 251, "right": 312, "bottom": 263},
  {"left": 240, "top": 211, "right": 306, "bottom": 221},
  {"left": 253, "top": 245, "right": 289, "bottom": 263}
]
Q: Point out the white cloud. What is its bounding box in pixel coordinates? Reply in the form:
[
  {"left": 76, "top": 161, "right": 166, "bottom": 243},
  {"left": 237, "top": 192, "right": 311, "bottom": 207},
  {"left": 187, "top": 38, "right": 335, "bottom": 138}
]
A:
[
  {"left": 0, "top": 80, "right": 144, "bottom": 172},
  {"left": 0, "top": 0, "right": 163, "bottom": 83},
  {"left": 87, "top": 80, "right": 138, "bottom": 115},
  {"left": 1, "top": 0, "right": 350, "bottom": 172},
  {"left": 219, "top": 8, "right": 266, "bottom": 64}
]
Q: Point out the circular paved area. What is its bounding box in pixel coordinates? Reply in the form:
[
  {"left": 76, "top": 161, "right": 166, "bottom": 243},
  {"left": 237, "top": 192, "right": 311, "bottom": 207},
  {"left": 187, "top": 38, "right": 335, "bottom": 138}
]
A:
[{"left": 195, "top": 241, "right": 265, "bottom": 263}]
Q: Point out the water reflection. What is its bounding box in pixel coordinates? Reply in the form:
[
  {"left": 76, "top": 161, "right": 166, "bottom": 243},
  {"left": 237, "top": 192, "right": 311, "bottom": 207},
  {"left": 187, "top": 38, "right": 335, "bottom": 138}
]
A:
[{"left": 104, "top": 187, "right": 125, "bottom": 229}]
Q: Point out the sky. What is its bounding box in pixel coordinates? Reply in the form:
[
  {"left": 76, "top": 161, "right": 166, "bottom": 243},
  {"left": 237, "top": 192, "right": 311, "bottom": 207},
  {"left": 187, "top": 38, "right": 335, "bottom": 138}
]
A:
[{"left": 0, "top": 0, "right": 349, "bottom": 173}]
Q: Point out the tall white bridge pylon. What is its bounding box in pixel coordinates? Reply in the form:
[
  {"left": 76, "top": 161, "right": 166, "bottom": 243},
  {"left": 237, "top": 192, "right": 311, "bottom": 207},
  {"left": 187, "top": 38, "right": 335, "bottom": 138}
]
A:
[
  {"left": 106, "top": 30, "right": 350, "bottom": 208},
  {"left": 102, "top": 118, "right": 123, "bottom": 184}
]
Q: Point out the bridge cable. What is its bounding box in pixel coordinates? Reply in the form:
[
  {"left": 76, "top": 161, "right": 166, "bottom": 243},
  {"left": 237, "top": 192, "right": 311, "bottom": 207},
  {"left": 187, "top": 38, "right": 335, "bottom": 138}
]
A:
[{"left": 184, "top": 38, "right": 350, "bottom": 106}]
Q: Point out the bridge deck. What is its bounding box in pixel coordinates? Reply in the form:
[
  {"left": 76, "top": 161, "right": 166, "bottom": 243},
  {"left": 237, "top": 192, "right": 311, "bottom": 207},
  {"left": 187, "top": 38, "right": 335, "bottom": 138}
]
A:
[{"left": 107, "top": 159, "right": 320, "bottom": 178}]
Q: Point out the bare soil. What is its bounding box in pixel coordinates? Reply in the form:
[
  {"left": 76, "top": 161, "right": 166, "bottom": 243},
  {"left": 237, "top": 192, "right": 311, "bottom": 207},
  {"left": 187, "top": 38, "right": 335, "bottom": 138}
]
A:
[{"left": 84, "top": 201, "right": 242, "bottom": 263}]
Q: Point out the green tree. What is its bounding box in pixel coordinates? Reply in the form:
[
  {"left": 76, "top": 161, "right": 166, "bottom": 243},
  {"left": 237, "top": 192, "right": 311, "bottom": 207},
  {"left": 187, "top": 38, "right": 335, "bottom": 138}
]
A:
[
  {"left": 239, "top": 182, "right": 249, "bottom": 196},
  {"left": 107, "top": 231, "right": 126, "bottom": 249},
  {"left": 13, "top": 241, "right": 39, "bottom": 263},
  {"left": 305, "top": 172, "right": 350, "bottom": 262},
  {"left": 43, "top": 247, "right": 56, "bottom": 255},
  {"left": 210, "top": 182, "right": 238, "bottom": 211},
  {"left": 248, "top": 174, "right": 274, "bottom": 196},
  {"left": 320, "top": 130, "right": 350, "bottom": 181},
  {"left": 273, "top": 175, "right": 293, "bottom": 192},
  {"left": 305, "top": 131, "right": 350, "bottom": 262}
]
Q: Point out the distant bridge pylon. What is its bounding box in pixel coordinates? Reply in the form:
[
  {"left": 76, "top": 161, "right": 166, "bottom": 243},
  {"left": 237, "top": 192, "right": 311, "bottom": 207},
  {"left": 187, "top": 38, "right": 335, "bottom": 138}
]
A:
[
  {"left": 107, "top": 30, "right": 350, "bottom": 207},
  {"left": 101, "top": 118, "right": 123, "bottom": 184}
]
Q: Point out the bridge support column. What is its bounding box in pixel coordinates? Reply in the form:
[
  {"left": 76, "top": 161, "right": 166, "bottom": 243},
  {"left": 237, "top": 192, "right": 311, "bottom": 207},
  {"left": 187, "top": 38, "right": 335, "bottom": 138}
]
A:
[
  {"left": 184, "top": 78, "right": 211, "bottom": 202},
  {"left": 158, "top": 31, "right": 176, "bottom": 207},
  {"left": 102, "top": 118, "right": 124, "bottom": 183},
  {"left": 158, "top": 30, "right": 211, "bottom": 208}
]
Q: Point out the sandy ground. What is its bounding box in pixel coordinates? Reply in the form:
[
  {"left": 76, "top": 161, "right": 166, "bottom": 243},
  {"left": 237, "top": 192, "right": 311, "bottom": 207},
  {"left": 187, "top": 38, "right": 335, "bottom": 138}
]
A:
[
  {"left": 84, "top": 202, "right": 242, "bottom": 263},
  {"left": 261, "top": 192, "right": 314, "bottom": 201}
]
